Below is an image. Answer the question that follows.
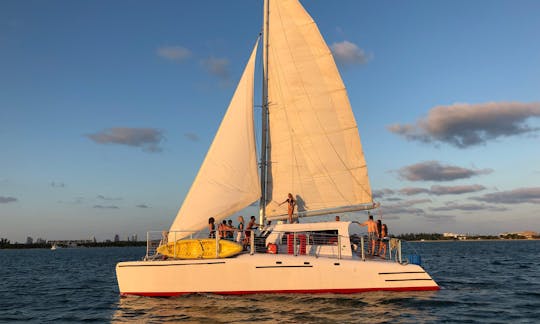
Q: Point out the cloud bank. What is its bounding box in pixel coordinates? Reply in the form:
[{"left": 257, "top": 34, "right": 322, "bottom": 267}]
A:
[
  {"left": 380, "top": 199, "right": 430, "bottom": 216},
  {"left": 398, "top": 184, "right": 486, "bottom": 196},
  {"left": 398, "top": 161, "right": 492, "bottom": 182},
  {"left": 372, "top": 188, "right": 395, "bottom": 199},
  {"left": 201, "top": 57, "right": 230, "bottom": 80},
  {"left": 50, "top": 181, "right": 65, "bottom": 188},
  {"left": 330, "top": 41, "right": 370, "bottom": 66},
  {"left": 388, "top": 102, "right": 540, "bottom": 148},
  {"left": 93, "top": 205, "right": 120, "bottom": 209},
  {"left": 86, "top": 127, "right": 164, "bottom": 152},
  {"left": 157, "top": 46, "right": 192, "bottom": 61},
  {"left": 97, "top": 195, "right": 122, "bottom": 201},
  {"left": 184, "top": 132, "right": 200, "bottom": 142},
  {"left": 471, "top": 187, "right": 540, "bottom": 204},
  {"left": 0, "top": 196, "right": 17, "bottom": 204},
  {"left": 430, "top": 202, "right": 507, "bottom": 212}
]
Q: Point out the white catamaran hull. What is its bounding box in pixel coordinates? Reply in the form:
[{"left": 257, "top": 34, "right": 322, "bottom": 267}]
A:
[{"left": 116, "top": 253, "right": 438, "bottom": 296}]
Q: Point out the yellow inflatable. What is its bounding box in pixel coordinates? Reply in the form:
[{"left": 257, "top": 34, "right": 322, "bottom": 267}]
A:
[{"left": 157, "top": 239, "right": 243, "bottom": 259}]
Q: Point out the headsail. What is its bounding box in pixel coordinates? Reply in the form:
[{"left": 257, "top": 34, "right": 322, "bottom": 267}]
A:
[
  {"left": 169, "top": 40, "right": 261, "bottom": 238},
  {"left": 264, "top": 0, "right": 373, "bottom": 219}
]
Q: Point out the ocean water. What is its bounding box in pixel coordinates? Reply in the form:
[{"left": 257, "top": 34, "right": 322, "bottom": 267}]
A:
[{"left": 1, "top": 241, "right": 539, "bottom": 323}]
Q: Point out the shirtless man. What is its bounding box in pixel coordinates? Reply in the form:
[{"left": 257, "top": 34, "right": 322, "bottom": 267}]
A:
[
  {"left": 244, "top": 216, "right": 260, "bottom": 248},
  {"left": 359, "top": 214, "right": 378, "bottom": 255}
]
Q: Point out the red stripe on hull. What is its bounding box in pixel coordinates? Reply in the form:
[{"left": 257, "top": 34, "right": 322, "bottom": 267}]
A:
[{"left": 121, "top": 286, "right": 440, "bottom": 297}]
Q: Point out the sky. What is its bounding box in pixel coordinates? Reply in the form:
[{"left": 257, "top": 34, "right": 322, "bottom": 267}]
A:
[{"left": 1, "top": 0, "right": 539, "bottom": 242}]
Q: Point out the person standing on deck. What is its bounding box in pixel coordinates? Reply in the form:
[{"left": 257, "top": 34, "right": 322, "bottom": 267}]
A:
[
  {"left": 236, "top": 216, "right": 245, "bottom": 243},
  {"left": 358, "top": 214, "right": 378, "bottom": 255},
  {"left": 279, "top": 193, "right": 296, "bottom": 224},
  {"left": 378, "top": 224, "right": 389, "bottom": 258},
  {"left": 375, "top": 219, "right": 382, "bottom": 255},
  {"left": 244, "top": 216, "right": 260, "bottom": 249},
  {"left": 227, "top": 219, "right": 234, "bottom": 239},
  {"left": 208, "top": 217, "right": 216, "bottom": 238}
]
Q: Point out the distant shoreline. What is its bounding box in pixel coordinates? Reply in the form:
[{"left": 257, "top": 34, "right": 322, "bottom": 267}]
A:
[
  {"left": 409, "top": 238, "right": 540, "bottom": 242},
  {"left": 0, "top": 241, "right": 146, "bottom": 250}
]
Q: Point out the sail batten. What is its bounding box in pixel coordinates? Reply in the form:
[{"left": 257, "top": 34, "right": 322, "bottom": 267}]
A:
[{"left": 168, "top": 41, "right": 260, "bottom": 238}]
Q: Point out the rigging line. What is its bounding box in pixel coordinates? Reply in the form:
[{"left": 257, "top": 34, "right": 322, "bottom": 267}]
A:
[{"left": 264, "top": 3, "right": 295, "bottom": 216}]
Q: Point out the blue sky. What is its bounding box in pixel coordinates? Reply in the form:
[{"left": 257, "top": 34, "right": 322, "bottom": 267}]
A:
[{"left": 1, "top": 0, "right": 539, "bottom": 242}]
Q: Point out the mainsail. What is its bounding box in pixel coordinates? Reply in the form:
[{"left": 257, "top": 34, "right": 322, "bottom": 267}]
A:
[
  {"left": 169, "top": 41, "right": 260, "bottom": 238},
  {"left": 264, "top": 0, "right": 373, "bottom": 219}
]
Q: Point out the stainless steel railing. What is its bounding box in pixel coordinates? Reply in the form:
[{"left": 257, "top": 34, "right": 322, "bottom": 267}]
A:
[{"left": 144, "top": 229, "right": 403, "bottom": 263}]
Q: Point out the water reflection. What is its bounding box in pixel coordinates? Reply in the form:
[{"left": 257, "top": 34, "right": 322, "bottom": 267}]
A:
[{"left": 112, "top": 291, "right": 438, "bottom": 323}]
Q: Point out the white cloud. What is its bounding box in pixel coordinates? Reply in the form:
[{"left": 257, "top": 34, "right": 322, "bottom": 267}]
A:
[
  {"left": 184, "top": 132, "right": 200, "bottom": 142},
  {"left": 86, "top": 127, "right": 164, "bottom": 153},
  {"left": 471, "top": 187, "right": 540, "bottom": 204},
  {"left": 330, "top": 41, "right": 370, "bottom": 66},
  {"left": 0, "top": 196, "right": 17, "bottom": 204},
  {"left": 398, "top": 161, "right": 492, "bottom": 182},
  {"left": 157, "top": 46, "right": 192, "bottom": 61},
  {"left": 429, "top": 184, "right": 486, "bottom": 195},
  {"left": 201, "top": 57, "right": 230, "bottom": 80},
  {"left": 388, "top": 102, "right": 540, "bottom": 148}
]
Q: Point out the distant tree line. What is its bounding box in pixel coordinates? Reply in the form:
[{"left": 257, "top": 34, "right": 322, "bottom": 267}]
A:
[
  {"left": 77, "top": 241, "right": 146, "bottom": 248},
  {"left": 0, "top": 238, "right": 146, "bottom": 249},
  {"left": 499, "top": 233, "right": 527, "bottom": 240},
  {"left": 395, "top": 233, "right": 446, "bottom": 241},
  {"left": 395, "top": 233, "right": 525, "bottom": 241}
]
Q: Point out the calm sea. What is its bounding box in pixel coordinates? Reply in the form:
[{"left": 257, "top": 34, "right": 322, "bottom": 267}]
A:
[{"left": 1, "top": 241, "right": 539, "bottom": 323}]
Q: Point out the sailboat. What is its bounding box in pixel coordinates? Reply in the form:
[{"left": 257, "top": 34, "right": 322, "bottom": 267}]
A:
[{"left": 116, "top": 0, "right": 438, "bottom": 296}]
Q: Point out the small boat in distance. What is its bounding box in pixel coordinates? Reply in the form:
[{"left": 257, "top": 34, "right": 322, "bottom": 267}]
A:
[
  {"left": 116, "top": 0, "right": 439, "bottom": 296},
  {"left": 50, "top": 243, "right": 58, "bottom": 250}
]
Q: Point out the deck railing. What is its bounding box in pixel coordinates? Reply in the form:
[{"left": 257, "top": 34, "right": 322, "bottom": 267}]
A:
[{"left": 144, "top": 229, "right": 404, "bottom": 263}]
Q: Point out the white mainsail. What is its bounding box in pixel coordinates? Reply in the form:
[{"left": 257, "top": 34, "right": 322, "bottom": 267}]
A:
[
  {"left": 169, "top": 41, "right": 260, "bottom": 238},
  {"left": 264, "top": 0, "right": 373, "bottom": 219}
]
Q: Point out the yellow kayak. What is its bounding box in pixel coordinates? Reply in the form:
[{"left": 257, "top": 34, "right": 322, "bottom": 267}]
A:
[{"left": 157, "top": 239, "right": 243, "bottom": 259}]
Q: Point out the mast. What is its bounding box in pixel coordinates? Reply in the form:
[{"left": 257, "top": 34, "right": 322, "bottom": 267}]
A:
[{"left": 259, "top": 0, "right": 270, "bottom": 227}]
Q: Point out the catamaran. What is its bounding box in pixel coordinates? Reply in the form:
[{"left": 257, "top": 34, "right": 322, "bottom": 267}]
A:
[{"left": 116, "top": 0, "right": 439, "bottom": 296}]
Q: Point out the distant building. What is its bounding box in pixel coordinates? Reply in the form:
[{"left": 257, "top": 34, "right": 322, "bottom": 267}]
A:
[
  {"left": 26, "top": 236, "right": 33, "bottom": 244},
  {"left": 114, "top": 234, "right": 120, "bottom": 242},
  {"left": 92, "top": 236, "right": 97, "bottom": 243},
  {"left": 500, "top": 231, "right": 539, "bottom": 239},
  {"left": 519, "top": 231, "right": 538, "bottom": 239},
  {"left": 443, "top": 232, "right": 468, "bottom": 240},
  {"left": 131, "top": 234, "right": 138, "bottom": 242},
  {"left": 36, "top": 238, "right": 46, "bottom": 244}
]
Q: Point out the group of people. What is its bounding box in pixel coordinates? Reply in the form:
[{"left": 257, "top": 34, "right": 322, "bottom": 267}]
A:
[
  {"left": 206, "top": 193, "right": 389, "bottom": 258},
  {"left": 208, "top": 215, "right": 261, "bottom": 248},
  {"left": 358, "top": 214, "right": 389, "bottom": 258}
]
